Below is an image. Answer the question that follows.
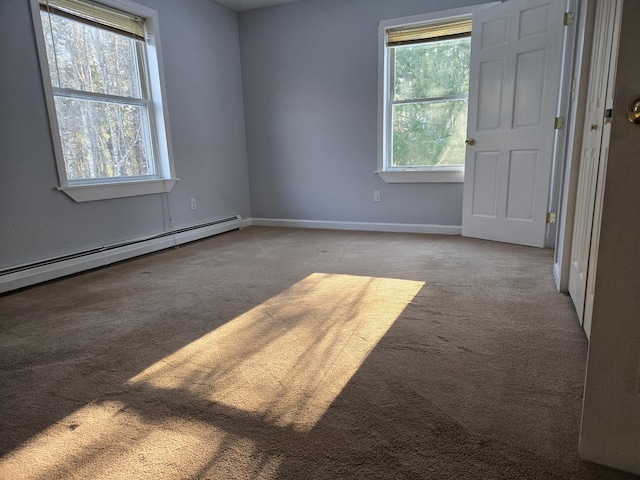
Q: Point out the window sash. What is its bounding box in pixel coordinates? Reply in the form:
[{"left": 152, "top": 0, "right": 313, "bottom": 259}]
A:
[
  {"left": 388, "top": 48, "right": 469, "bottom": 112},
  {"left": 390, "top": 99, "right": 468, "bottom": 168},
  {"left": 53, "top": 94, "right": 158, "bottom": 182}
]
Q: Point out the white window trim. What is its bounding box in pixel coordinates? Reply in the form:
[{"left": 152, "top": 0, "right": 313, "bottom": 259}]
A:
[
  {"left": 376, "top": 3, "right": 499, "bottom": 184},
  {"left": 30, "top": 0, "right": 178, "bottom": 202}
]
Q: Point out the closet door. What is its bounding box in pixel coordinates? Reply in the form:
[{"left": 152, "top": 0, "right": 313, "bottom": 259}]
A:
[{"left": 567, "top": 0, "right": 622, "bottom": 338}]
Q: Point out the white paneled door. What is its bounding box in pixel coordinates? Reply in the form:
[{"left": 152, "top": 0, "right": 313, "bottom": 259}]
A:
[{"left": 462, "top": 0, "right": 566, "bottom": 247}]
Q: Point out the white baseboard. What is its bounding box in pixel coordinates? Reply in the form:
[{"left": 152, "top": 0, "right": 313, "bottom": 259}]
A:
[
  {"left": 249, "top": 218, "right": 462, "bottom": 235},
  {"left": 1, "top": 216, "right": 456, "bottom": 294},
  {"left": 0, "top": 216, "right": 244, "bottom": 294}
]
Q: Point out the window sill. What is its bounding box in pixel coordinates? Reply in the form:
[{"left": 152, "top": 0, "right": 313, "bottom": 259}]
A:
[
  {"left": 375, "top": 169, "right": 464, "bottom": 183},
  {"left": 58, "top": 178, "right": 178, "bottom": 202}
]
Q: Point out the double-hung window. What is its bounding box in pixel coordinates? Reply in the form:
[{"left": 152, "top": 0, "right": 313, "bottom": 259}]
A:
[
  {"left": 32, "top": 0, "right": 176, "bottom": 201},
  {"left": 378, "top": 8, "right": 479, "bottom": 183}
]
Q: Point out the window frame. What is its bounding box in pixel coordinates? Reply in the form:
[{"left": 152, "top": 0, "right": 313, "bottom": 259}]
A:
[
  {"left": 376, "top": 4, "right": 497, "bottom": 184},
  {"left": 31, "top": 0, "right": 177, "bottom": 202}
]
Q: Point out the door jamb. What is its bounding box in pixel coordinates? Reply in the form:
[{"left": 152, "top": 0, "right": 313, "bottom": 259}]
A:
[{"left": 553, "top": 0, "right": 595, "bottom": 291}]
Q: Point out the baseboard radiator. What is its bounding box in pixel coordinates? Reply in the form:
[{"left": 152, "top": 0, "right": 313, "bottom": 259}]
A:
[{"left": 0, "top": 215, "right": 243, "bottom": 294}]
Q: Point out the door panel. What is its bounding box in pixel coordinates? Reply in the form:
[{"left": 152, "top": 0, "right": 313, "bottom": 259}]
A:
[
  {"left": 507, "top": 150, "right": 537, "bottom": 220},
  {"left": 477, "top": 61, "right": 504, "bottom": 130},
  {"left": 471, "top": 152, "right": 500, "bottom": 217},
  {"left": 480, "top": 17, "right": 508, "bottom": 48},
  {"left": 514, "top": 49, "right": 547, "bottom": 127},
  {"left": 519, "top": 3, "right": 550, "bottom": 38},
  {"left": 462, "top": 0, "right": 565, "bottom": 247}
]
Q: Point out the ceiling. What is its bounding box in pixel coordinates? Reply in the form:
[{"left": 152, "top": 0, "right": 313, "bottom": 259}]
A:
[{"left": 213, "top": 0, "right": 300, "bottom": 11}]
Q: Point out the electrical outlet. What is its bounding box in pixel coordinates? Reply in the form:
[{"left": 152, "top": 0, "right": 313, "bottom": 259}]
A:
[
  {"left": 374, "top": 190, "right": 381, "bottom": 202},
  {"left": 190, "top": 198, "right": 197, "bottom": 210}
]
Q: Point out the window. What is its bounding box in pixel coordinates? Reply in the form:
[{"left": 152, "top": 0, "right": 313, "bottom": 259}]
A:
[
  {"left": 32, "top": 0, "right": 176, "bottom": 201},
  {"left": 377, "top": 6, "right": 487, "bottom": 183},
  {"left": 389, "top": 21, "right": 471, "bottom": 167}
]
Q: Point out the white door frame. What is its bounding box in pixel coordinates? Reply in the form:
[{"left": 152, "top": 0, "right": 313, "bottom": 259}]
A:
[
  {"left": 553, "top": 0, "right": 595, "bottom": 291},
  {"left": 545, "top": 0, "right": 581, "bottom": 250}
]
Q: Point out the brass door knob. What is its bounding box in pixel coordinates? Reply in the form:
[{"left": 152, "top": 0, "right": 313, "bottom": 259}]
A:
[
  {"left": 627, "top": 97, "right": 640, "bottom": 124},
  {"left": 465, "top": 138, "right": 476, "bottom": 145}
]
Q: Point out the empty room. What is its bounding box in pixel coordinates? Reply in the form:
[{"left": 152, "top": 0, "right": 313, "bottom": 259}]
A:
[{"left": 1, "top": 0, "right": 639, "bottom": 478}]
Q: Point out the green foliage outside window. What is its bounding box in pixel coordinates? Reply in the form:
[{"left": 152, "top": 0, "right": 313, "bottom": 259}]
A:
[{"left": 391, "top": 37, "right": 471, "bottom": 167}]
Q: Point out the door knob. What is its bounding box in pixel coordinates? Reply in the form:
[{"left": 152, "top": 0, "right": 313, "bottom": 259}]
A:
[
  {"left": 627, "top": 96, "right": 640, "bottom": 124},
  {"left": 465, "top": 138, "right": 475, "bottom": 145}
]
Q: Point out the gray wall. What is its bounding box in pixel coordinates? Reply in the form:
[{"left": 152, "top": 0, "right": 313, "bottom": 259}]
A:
[
  {"left": 0, "top": 0, "right": 251, "bottom": 269},
  {"left": 0, "top": 0, "right": 491, "bottom": 271},
  {"left": 239, "top": 0, "right": 486, "bottom": 225}
]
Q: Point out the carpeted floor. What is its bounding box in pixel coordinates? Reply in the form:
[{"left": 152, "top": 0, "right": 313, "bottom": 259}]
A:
[{"left": 0, "top": 226, "right": 637, "bottom": 479}]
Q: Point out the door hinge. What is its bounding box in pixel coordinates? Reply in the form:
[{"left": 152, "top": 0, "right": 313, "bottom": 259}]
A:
[
  {"left": 546, "top": 212, "right": 557, "bottom": 224},
  {"left": 563, "top": 12, "right": 575, "bottom": 26},
  {"left": 554, "top": 117, "right": 565, "bottom": 129}
]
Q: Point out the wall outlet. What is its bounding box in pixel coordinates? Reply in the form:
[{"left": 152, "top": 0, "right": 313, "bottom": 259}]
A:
[
  {"left": 190, "top": 198, "right": 197, "bottom": 210},
  {"left": 374, "top": 190, "right": 381, "bottom": 202}
]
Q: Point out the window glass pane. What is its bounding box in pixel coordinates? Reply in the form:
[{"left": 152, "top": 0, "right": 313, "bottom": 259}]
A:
[
  {"left": 393, "top": 37, "right": 471, "bottom": 101},
  {"left": 54, "top": 96, "right": 154, "bottom": 180},
  {"left": 40, "top": 11, "right": 143, "bottom": 98},
  {"left": 392, "top": 100, "right": 467, "bottom": 167}
]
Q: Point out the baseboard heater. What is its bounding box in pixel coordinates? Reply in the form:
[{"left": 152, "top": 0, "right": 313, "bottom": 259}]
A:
[{"left": 0, "top": 215, "right": 243, "bottom": 294}]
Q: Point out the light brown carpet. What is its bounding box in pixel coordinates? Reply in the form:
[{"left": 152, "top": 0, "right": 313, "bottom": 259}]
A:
[{"left": 0, "top": 226, "right": 636, "bottom": 479}]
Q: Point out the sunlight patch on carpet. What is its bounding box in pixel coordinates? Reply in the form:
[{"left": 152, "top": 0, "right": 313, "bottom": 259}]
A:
[
  {"left": 128, "top": 273, "right": 424, "bottom": 431},
  {"left": 0, "top": 274, "right": 422, "bottom": 479},
  {"left": 0, "top": 400, "right": 280, "bottom": 479}
]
